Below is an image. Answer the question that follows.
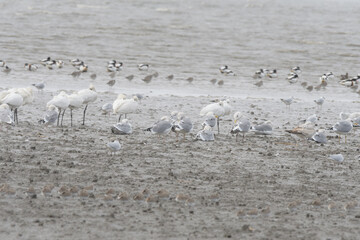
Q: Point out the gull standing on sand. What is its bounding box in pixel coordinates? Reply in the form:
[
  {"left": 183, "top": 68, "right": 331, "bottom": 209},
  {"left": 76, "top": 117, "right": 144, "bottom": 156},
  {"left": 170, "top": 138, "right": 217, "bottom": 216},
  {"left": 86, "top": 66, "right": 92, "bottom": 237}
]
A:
[
  {"left": 32, "top": 81, "right": 45, "bottom": 92},
  {"left": 172, "top": 113, "right": 193, "bottom": 141},
  {"left": 314, "top": 97, "right": 325, "bottom": 110},
  {"left": 101, "top": 103, "right": 113, "bottom": 116},
  {"left": 230, "top": 112, "right": 251, "bottom": 141},
  {"left": 0, "top": 103, "right": 14, "bottom": 126},
  {"left": 330, "top": 120, "right": 353, "bottom": 143},
  {"left": 145, "top": 116, "right": 172, "bottom": 137},
  {"left": 111, "top": 119, "right": 132, "bottom": 135},
  {"left": 113, "top": 95, "right": 139, "bottom": 122},
  {"left": 195, "top": 125, "right": 215, "bottom": 141},
  {"left": 39, "top": 104, "right": 59, "bottom": 126},
  {"left": 47, "top": 91, "right": 70, "bottom": 126},
  {"left": 201, "top": 112, "right": 217, "bottom": 129},
  {"left": 281, "top": 97, "right": 294, "bottom": 110},
  {"left": 200, "top": 101, "right": 225, "bottom": 134},
  {"left": 251, "top": 121, "right": 273, "bottom": 135},
  {"left": 107, "top": 140, "right": 121, "bottom": 155},
  {"left": 78, "top": 84, "right": 97, "bottom": 125}
]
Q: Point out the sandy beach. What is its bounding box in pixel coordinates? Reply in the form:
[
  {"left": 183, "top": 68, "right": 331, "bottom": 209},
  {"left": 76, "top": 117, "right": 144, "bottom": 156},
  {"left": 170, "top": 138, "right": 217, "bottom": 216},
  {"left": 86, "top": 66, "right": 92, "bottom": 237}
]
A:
[{"left": 0, "top": 90, "right": 359, "bottom": 239}]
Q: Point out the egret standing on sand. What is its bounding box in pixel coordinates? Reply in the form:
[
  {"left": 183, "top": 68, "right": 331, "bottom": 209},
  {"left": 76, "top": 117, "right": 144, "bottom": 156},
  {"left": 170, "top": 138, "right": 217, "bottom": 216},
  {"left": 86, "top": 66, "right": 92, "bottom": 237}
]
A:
[
  {"left": 67, "top": 93, "right": 83, "bottom": 127},
  {"left": 47, "top": 91, "right": 70, "bottom": 126},
  {"left": 113, "top": 95, "right": 139, "bottom": 122},
  {"left": 78, "top": 84, "right": 97, "bottom": 125}
]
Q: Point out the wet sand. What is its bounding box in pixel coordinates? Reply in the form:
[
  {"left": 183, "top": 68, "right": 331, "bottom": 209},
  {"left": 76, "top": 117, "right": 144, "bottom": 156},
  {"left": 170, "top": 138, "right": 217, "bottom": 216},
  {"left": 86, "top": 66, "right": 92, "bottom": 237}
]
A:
[{"left": 0, "top": 90, "right": 360, "bottom": 239}]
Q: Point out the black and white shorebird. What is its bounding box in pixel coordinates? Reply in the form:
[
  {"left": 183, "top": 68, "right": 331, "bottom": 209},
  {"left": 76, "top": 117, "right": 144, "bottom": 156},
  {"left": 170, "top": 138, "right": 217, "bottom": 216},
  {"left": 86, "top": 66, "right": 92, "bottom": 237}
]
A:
[
  {"left": 40, "top": 57, "right": 51, "bottom": 66},
  {"left": 287, "top": 73, "right": 299, "bottom": 84},
  {"left": 138, "top": 64, "right": 149, "bottom": 71},
  {"left": 24, "top": 63, "right": 38, "bottom": 71},
  {"left": 219, "top": 65, "right": 235, "bottom": 76},
  {"left": 2, "top": 65, "right": 11, "bottom": 74},
  {"left": 291, "top": 66, "right": 301, "bottom": 74}
]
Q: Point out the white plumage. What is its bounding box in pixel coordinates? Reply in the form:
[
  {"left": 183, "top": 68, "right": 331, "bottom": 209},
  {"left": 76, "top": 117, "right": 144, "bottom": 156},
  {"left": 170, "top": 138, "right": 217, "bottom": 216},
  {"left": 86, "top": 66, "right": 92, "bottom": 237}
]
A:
[
  {"left": 113, "top": 95, "right": 139, "bottom": 122},
  {"left": 78, "top": 84, "right": 97, "bottom": 125}
]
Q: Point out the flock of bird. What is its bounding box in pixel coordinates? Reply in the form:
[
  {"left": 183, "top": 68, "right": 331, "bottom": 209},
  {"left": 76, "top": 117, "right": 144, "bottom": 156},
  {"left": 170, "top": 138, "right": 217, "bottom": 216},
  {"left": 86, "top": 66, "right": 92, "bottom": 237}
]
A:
[{"left": 0, "top": 58, "right": 359, "bottom": 161}]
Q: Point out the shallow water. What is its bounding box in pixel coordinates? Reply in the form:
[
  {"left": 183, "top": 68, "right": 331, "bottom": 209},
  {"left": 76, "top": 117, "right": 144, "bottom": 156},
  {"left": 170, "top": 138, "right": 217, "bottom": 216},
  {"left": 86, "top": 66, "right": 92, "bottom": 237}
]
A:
[{"left": 1, "top": 0, "right": 359, "bottom": 100}]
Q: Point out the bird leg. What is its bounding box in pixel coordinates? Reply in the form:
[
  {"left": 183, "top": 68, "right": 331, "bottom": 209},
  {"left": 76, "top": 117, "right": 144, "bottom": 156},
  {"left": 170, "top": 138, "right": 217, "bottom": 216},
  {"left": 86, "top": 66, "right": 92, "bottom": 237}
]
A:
[
  {"left": 235, "top": 133, "right": 238, "bottom": 142},
  {"left": 61, "top": 109, "right": 66, "bottom": 127},
  {"left": 217, "top": 117, "right": 220, "bottom": 134},
  {"left": 57, "top": 108, "right": 61, "bottom": 126},
  {"left": 70, "top": 109, "right": 73, "bottom": 127},
  {"left": 118, "top": 114, "right": 122, "bottom": 122},
  {"left": 14, "top": 108, "right": 18, "bottom": 124},
  {"left": 82, "top": 105, "right": 88, "bottom": 125}
]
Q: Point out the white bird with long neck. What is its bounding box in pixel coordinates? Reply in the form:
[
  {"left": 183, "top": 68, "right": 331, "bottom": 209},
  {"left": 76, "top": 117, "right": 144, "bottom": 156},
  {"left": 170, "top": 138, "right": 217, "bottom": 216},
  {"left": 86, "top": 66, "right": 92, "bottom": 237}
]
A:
[
  {"left": 200, "top": 101, "right": 225, "bottom": 134},
  {"left": 47, "top": 91, "right": 70, "bottom": 126},
  {"left": 0, "top": 92, "right": 23, "bottom": 124},
  {"left": 113, "top": 95, "right": 139, "bottom": 122},
  {"left": 67, "top": 93, "right": 83, "bottom": 127},
  {"left": 78, "top": 84, "right": 97, "bottom": 125}
]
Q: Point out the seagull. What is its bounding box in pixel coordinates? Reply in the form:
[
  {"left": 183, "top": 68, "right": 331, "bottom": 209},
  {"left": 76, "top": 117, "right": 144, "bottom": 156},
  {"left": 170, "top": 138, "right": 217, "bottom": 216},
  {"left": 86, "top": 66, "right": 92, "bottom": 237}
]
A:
[
  {"left": 329, "top": 154, "right": 344, "bottom": 163},
  {"left": 39, "top": 104, "right": 59, "bottom": 126},
  {"left": 0, "top": 60, "right": 5, "bottom": 67},
  {"left": 330, "top": 120, "right": 353, "bottom": 143},
  {"left": 314, "top": 97, "right": 325, "bottom": 110},
  {"left": 200, "top": 101, "right": 225, "bottom": 134},
  {"left": 101, "top": 103, "right": 113, "bottom": 116},
  {"left": 202, "top": 112, "right": 217, "bottom": 129},
  {"left": 145, "top": 116, "right": 172, "bottom": 137},
  {"left": 111, "top": 119, "right": 132, "bottom": 135},
  {"left": 172, "top": 113, "right": 193, "bottom": 141},
  {"left": 286, "top": 121, "right": 315, "bottom": 141},
  {"left": 251, "top": 121, "right": 273, "bottom": 135},
  {"left": 311, "top": 131, "right": 327, "bottom": 144},
  {"left": 32, "top": 81, "right": 45, "bottom": 92},
  {"left": 78, "top": 84, "right": 98, "bottom": 125},
  {"left": 195, "top": 125, "right": 214, "bottom": 141},
  {"left": 231, "top": 112, "right": 250, "bottom": 141},
  {"left": 281, "top": 97, "right": 294, "bottom": 110},
  {"left": 107, "top": 140, "right": 121, "bottom": 155},
  {"left": 0, "top": 103, "right": 14, "bottom": 126}
]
